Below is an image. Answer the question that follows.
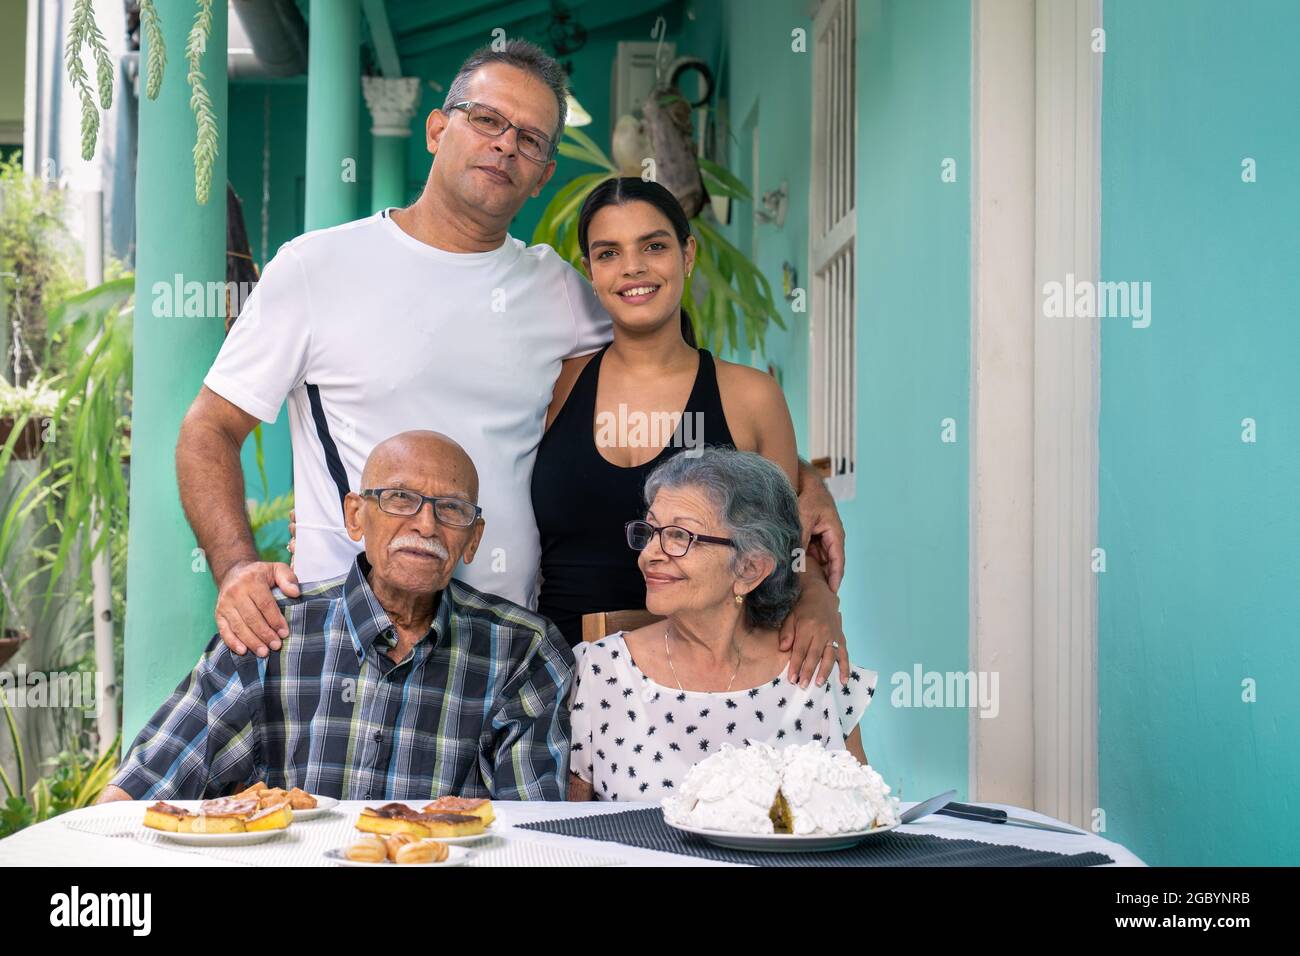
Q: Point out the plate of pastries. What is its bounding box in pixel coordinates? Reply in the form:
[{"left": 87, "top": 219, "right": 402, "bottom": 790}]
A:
[
  {"left": 230, "top": 780, "right": 336, "bottom": 818},
  {"left": 143, "top": 797, "right": 294, "bottom": 845},
  {"left": 328, "top": 833, "right": 470, "bottom": 867},
  {"left": 327, "top": 797, "right": 494, "bottom": 866},
  {"left": 141, "top": 782, "right": 329, "bottom": 844},
  {"left": 351, "top": 797, "right": 495, "bottom": 846}
]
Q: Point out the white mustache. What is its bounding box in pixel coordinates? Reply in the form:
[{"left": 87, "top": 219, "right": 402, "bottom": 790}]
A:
[{"left": 389, "top": 534, "right": 449, "bottom": 560}]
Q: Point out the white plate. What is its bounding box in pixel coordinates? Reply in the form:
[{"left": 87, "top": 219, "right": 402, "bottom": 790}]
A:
[
  {"left": 156, "top": 827, "right": 289, "bottom": 847},
  {"left": 290, "top": 796, "right": 339, "bottom": 819},
  {"left": 324, "top": 845, "right": 471, "bottom": 867},
  {"left": 665, "top": 820, "right": 899, "bottom": 852}
]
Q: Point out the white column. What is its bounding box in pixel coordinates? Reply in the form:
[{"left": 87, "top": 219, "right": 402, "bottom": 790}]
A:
[{"left": 362, "top": 76, "right": 422, "bottom": 212}]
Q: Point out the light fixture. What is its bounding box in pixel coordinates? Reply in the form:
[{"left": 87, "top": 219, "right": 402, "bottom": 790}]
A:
[
  {"left": 566, "top": 93, "right": 592, "bottom": 127},
  {"left": 547, "top": 1, "right": 587, "bottom": 57},
  {"left": 754, "top": 181, "right": 788, "bottom": 227}
]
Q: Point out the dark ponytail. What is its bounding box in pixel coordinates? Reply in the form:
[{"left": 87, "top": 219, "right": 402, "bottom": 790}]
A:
[
  {"left": 578, "top": 177, "right": 697, "bottom": 348},
  {"left": 680, "top": 308, "right": 697, "bottom": 348}
]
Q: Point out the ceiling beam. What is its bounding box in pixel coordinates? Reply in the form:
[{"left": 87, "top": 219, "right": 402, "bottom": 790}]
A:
[
  {"left": 361, "top": 0, "right": 402, "bottom": 76},
  {"left": 390, "top": 0, "right": 534, "bottom": 39},
  {"left": 398, "top": 0, "right": 667, "bottom": 60}
]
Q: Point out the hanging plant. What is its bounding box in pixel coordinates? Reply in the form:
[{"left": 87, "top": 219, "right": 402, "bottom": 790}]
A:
[
  {"left": 139, "top": 0, "right": 166, "bottom": 100},
  {"left": 186, "top": 0, "right": 219, "bottom": 204},
  {"left": 66, "top": 0, "right": 217, "bottom": 205},
  {"left": 65, "top": 0, "right": 114, "bottom": 161}
]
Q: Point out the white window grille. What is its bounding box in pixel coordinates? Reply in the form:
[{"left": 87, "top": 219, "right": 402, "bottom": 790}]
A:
[{"left": 809, "top": 0, "right": 857, "bottom": 499}]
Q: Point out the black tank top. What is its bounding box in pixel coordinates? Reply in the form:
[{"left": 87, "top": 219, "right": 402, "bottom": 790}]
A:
[{"left": 531, "top": 345, "right": 736, "bottom": 646}]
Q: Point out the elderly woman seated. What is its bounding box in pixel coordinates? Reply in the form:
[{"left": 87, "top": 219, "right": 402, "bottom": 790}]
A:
[{"left": 567, "top": 447, "right": 878, "bottom": 802}]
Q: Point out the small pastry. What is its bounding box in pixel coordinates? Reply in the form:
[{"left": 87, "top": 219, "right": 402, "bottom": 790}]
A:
[
  {"left": 355, "top": 802, "right": 485, "bottom": 838},
  {"left": 345, "top": 835, "right": 387, "bottom": 863},
  {"left": 234, "top": 780, "right": 269, "bottom": 798},
  {"left": 143, "top": 802, "right": 190, "bottom": 832},
  {"left": 186, "top": 814, "right": 246, "bottom": 834},
  {"left": 355, "top": 812, "right": 434, "bottom": 839},
  {"left": 198, "top": 796, "right": 261, "bottom": 817},
  {"left": 419, "top": 813, "right": 484, "bottom": 838},
  {"left": 395, "top": 839, "right": 448, "bottom": 864},
  {"left": 245, "top": 801, "right": 294, "bottom": 832},
  {"left": 287, "top": 787, "right": 318, "bottom": 810},
  {"left": 422, "top": 796, "right": 494, "bottom": 826},
  {"left": 384, "top": 832, "right": 417, "bottom": 861}
]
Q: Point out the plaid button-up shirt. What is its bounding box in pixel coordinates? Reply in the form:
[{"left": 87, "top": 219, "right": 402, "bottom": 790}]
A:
[{"left": 111, "top": 554, "right": 574, "bottom": 801}]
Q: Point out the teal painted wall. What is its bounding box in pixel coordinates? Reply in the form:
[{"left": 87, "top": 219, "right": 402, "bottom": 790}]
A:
[
  {"left": 1099, "top": 0, "right": 1300, "bottom": 866},
  {"left": 838, "top": 0, "right": 971, "bottom": 801}
]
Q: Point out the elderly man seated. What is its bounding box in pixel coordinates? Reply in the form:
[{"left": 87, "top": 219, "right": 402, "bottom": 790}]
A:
[{"left": 99, "top": 430, "right": 573, "bottom": 803}]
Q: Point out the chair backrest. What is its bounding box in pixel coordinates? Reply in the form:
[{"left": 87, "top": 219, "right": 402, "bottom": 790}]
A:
[{"left": 580, "top": 608, "right": 665, "bottom": 643}]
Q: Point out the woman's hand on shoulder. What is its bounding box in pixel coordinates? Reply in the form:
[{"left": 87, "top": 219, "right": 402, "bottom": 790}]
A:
[{"left": 779, "top": 573, "right": 849, "bottom": 689}]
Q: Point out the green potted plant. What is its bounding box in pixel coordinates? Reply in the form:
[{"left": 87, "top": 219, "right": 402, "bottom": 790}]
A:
[
  {"left": 0, "top": 462, "right": 58, "bottom": 667},
  {"left": 0, "top": 377, "right": 61, "bottom": 460},
  {"left": 0, "top": 685, "right": 119, "bottom": 838}
]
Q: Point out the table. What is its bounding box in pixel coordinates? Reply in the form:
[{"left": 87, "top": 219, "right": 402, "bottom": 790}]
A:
[{"left": 0, "top": 799, "right": 1146, "bottom": 867}]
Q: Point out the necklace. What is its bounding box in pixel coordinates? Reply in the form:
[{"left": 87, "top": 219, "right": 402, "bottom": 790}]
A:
[{"left": 664, "top": 624, "right": 743, "bottom": 692}]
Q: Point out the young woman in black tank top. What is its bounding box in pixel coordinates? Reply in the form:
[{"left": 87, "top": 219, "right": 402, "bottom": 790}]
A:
[
  {"left": 532, "top": 343, "right": 736, "bottom": 643},
  {"left": 530, "top": 178, "right": 849, "bottom": 690}
]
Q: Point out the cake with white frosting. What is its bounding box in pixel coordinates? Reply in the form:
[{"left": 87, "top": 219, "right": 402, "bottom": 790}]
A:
[
  {"left": 660, "top": 741, "right": 783, "bottom": 834},
  {"left": 662, "top": 741, "right": 901, "bottom": 835}
]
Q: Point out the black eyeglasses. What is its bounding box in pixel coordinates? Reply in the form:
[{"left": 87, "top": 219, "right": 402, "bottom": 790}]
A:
[
  {"left": 625, "top": 520, "right": 735, "bottom": 558},
  {"left": 361, "top": 488, "right": 482, "bottom": 527},
  {"left": 448, "top": 101, "right": 556, "bottom": 164}
]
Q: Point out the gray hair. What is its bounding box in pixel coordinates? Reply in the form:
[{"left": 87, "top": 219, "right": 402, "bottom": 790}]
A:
[
  {"left": 442, "top": 39, "right": 568, "bottom": 147},
  {"left": 643, "top": 447, "right": 803, "bottom": 629}
]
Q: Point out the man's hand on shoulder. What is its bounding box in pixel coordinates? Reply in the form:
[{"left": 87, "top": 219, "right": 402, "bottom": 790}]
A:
[
  {"left": 215, "top": 560, "right": 300, "bottom": 657},
  {"left": 796, "top": 460, "right": 846, "bottom": 592}
]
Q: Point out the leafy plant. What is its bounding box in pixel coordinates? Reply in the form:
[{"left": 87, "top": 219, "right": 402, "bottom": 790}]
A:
[
  {"left": 0, "top": 461, "right": 63, "bottom": 635},
  {"left": 0, "top": 683, "right": 119, "bottom": 838},
  {"left": 249, "top": 492, "right": 294, "bottom": 563},
  {"left": 532, "top": 126, "right": 785, "bottom": 355},
  {"left": 29, "top": 738, "right": 120, "bottom": 823},
  {"left": 38, "top": 278, "right": 135, "bottom": 600},
  {"left": 0, "top": 155, "right": 80, "bottom": 383}
]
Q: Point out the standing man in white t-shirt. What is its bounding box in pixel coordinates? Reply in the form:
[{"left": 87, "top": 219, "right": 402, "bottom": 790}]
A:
[{"left": 177, "top": 40, "right": 848, "bottom": 680}]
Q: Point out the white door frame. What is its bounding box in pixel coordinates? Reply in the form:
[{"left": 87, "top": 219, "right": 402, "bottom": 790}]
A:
[{"left": 970, "top": 0, "right": 1102, "bottom": 827}]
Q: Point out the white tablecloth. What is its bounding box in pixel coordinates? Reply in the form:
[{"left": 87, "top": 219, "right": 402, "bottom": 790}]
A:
[{"left": 0, "top": 799, "right": 1146, "bottom": 867}]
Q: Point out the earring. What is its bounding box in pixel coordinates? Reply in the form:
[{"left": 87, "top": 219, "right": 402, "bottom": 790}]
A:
[{"left": 734, "top": 593, "right": 744, "bottom": 605}]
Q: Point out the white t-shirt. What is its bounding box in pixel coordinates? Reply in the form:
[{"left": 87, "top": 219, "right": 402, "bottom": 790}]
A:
[{"left": 204, "top": 208, "right": 612, "bottom": 607}]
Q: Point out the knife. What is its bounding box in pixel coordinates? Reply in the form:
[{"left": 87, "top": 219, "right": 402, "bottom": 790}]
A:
[
  {"left": 935, "top": 801, "right": 1088, "bottom": 835},
  {"left": 898, "top": 789, "right": 958, "bottom": 825}
]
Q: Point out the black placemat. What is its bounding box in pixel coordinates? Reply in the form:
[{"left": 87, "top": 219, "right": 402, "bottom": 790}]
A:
[{"left": 519, "top": 807, "right": 1114, "bottom": 867}]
